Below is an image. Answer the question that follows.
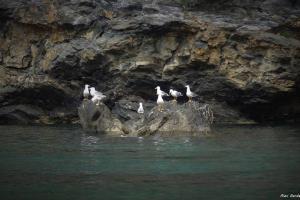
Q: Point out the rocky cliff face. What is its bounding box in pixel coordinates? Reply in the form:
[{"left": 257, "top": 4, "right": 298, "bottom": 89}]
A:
[{"left": 0, "top": 0, "right": 299, "bottom": 124}]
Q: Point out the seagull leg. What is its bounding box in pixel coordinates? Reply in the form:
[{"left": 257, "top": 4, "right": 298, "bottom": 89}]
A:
[
  {"left": 84, "top": 96, "right": 90, "bottom": 101},
  {"left": 158, "top": 104, "right": 163, "bottom": 112},
  {"left": 172, "top": 97, "right": 176, "bottom": 103}
]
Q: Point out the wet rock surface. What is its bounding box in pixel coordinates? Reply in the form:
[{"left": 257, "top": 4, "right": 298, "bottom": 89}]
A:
[
  {"left": 0, "top": 0, "right": 300, "bottom": 124},
  {"left": 78, "top": 100, "right": 213, "bottom": 136}
]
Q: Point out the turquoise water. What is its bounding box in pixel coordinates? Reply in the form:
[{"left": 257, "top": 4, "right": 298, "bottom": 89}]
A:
[{"left": 0, "top": 125, "right": 299, "bottom": 200}]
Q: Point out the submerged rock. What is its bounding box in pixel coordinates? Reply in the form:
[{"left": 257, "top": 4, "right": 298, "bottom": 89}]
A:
[{"left": 78, "top": 100, "right": 213, "bottom": 136}]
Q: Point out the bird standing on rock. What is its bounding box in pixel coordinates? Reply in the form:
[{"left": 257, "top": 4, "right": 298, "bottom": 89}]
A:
[
  {"left": 83, "top": 84, "right": 90, "bottom": 99},
  {"left": 155, "top": 86, "right": 169, "bottom": 96},
  {"left": 137, "top": 102, "right": 144, "bottom": 114},
  {"left": 185, "top": 85, "right": 198, "bottom": 102},
  {"left": 157, "top": 94, "right": 164, "bottom": 112},
  {"left": 90, "top": 87, "right": 106, "bottom": 106},
  {"left": 169, "top": 89, "right": 183, "bottom": 101}
]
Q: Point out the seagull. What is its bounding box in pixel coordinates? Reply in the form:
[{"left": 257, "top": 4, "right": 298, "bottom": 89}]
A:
[
  {"left": 169, "top": 89, "right": 183, "bottom": 101},
  {"left": 185, "top": 85, "right": 198, "bottom": 102},
  {"left": 157, "top": 93, "right": 164, "bottom": 112},
  {"left": 137, "top": 102, "right": 144, "bottom": 114},
  {"left": 90, "top": 87, "right": 103, "bottom": 97},
  {"left": 155, "top": 86, "right": 169, "bottom": 96},
  {"left": 91, "top": 95, "right": 106, "bottom": 106},
  {"left": 83, "top": 84, "right": 90, "bottom": 99},
  {"left": 90, "top": 87, "right": 106, "bottom": 106}
]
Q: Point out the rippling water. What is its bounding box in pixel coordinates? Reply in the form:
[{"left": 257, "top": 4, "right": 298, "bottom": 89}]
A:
[{"left": 0, "top": 125, "right": 299, "bottom": 200}]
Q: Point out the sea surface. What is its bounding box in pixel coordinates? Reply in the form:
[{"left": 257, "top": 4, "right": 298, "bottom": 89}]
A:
[{"left": 0, "top": 125, "right": 299, "bottom": 200}]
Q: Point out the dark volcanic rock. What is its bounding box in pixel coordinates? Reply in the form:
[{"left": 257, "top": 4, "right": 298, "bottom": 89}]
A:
[{"left": 0, "top": 0, "right": 300, "bottom": 124}]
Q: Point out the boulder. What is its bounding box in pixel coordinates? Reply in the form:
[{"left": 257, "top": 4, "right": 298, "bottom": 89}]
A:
[
  {"left": 78, "top": 100, "right": 125, "bottom": 135},
  {"left": 134, "top": 102, "right": 213, "bottom": 136},
  {"left": 78, "top": 100, "right": 213, "bottom": 136}
]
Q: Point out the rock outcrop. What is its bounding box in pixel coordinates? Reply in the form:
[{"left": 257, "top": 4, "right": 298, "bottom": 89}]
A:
[
  {"left": 0, "top": 0, "right": 300, "bottom": 124},
  {"left": 78, "top": 100, "right": 124, "bottom": 134},
  {"left": 78, "top": 100, "right": 213, "bottom": 136}
]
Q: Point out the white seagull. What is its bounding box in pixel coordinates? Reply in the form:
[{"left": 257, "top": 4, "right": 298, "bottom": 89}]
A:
[
  {"left": 137, "top": 102, "right": 144, "bottom": 114},
  {"left": 157, "top": 93, "right": 164, "bottom": 112},
  {"left": 90, "top": 87, "right": 103, "bottom": 97},
  {"left": 90, "top": 87, "right": 106, "bottom": 105},
  {"left": 185, "top": 85, "right": 198, "bottom": 101},
  {"left": 155, "top": 86, "right": 169, "bottom": 96},
  {"left": 169, "top": 89, "right": 183, "bottom": 101},
  {"left": 83, "top": 84, "right": 90, "bottom": 99}
]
